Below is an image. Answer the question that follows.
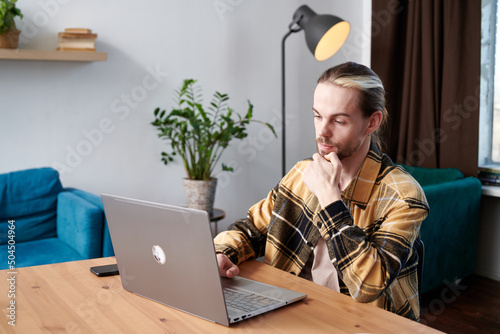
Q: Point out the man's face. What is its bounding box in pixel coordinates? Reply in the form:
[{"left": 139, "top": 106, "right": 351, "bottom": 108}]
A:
[{"left": 312, "top": 83, "right": 371, "bottom": 160}]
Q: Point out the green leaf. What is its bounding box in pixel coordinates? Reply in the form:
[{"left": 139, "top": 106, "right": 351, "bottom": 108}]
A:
[
  {"left": 266, "top": 123, "right": 277, "bottom": 137},
  {"left": 245, "top": 100, "right": 253, "bottom": 119},
  {"left": 222, "top": 163, "right": 234, "bottom": 172}
]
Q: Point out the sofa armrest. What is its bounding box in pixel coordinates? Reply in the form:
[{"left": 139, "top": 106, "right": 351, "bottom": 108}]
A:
[
  {"left": 419, "top": 176, "right": 482, "bottom": 292},
  {"left": 65, "top": 188, "right": 114, "bottom": 257},
  {"left": 57, "top": 191, "right": 104, "bottom": 259}
]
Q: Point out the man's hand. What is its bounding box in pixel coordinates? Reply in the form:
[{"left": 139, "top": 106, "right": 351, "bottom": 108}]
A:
[
  {"left": 216, "top": 253, "right": 239, "bottom": 278},
  {"left": 303, "top": 152, "right": 342, "bottom": 208}
]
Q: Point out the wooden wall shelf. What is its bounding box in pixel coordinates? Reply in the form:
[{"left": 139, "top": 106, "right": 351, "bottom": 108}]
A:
[{"left": 0, "top": 49, "right": 107, "bottom": 62}]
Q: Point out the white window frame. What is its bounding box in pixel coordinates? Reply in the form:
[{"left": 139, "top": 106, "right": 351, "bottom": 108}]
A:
[{"left": 480, "top": 0, "right": 500, "bottom": 167}]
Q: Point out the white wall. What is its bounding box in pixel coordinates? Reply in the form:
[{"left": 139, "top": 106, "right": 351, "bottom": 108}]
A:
[{"left": 1, "top": 0, "right": 371, "bottom": 232}]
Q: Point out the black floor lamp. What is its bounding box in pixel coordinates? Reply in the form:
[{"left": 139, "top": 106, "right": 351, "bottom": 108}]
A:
[{"left": 281, "top": 5, "right": 350, "bottom": 176}]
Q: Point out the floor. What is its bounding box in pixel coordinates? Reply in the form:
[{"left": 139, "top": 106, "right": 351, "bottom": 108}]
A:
[{"left": 420, "top": 275, "right": 500, "bottom": 333}]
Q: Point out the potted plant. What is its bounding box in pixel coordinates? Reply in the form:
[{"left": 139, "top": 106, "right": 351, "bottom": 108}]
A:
[
  {"left": 0, "top": 0, "right": 23, "bottom": 49},
  {"left": 152, "top": 79, "right": 276, "bottom": 215}
]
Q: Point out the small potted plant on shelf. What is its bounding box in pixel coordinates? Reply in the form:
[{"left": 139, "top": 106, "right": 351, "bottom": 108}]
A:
[
  {"left": 152, "top": 79, "right": 276, "bottom": 215},
  {"left": 0, "top": 0, "right": 22, "bottom": 49}
]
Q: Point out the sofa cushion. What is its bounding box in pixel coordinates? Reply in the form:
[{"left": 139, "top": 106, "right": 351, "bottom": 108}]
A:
[
  {"left": 0, "top": 168, "right": 62, "bottom": 244},
  {"left": 0, "top": 237, "right": 84, "bottom": 270},
  {"left": 0, "top": 211, "right": 57, "bottom": 245},
  {"left": 400, "top": 165, "right": 464, "bottom": 186}
]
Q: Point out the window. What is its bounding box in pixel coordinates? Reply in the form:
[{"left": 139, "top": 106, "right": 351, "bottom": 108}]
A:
[{"left": 480, "top": 0, "right": 500, "bottom": 166}]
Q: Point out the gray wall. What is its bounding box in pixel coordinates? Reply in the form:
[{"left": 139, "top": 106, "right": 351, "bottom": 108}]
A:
[{"left": 0, "top": 0, "right": 371, "bottom": 232}]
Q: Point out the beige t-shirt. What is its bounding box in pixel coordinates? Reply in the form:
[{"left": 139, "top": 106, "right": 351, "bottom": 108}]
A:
[{"left": 311, "top": 238, "right": 340, "bottom": 292}]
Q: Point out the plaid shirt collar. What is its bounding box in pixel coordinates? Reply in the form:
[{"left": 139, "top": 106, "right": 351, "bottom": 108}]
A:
[{"left": 341, "top": 142, "right": 384, "bottom": 209}]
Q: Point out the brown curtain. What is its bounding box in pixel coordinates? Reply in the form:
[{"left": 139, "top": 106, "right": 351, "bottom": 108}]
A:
[{"left": 371, "top": 0, "right": 480, "bottom": 177}]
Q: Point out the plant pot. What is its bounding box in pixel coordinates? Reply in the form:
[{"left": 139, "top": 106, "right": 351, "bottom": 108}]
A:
[
  {"left": 0, "top": 23, "right": 20, "bottom": 49},
  {"left": 183, "top": 178, "right": 217, "bottom": 216}
]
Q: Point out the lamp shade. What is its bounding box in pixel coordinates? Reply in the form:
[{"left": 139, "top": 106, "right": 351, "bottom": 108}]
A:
[{"left": 293, "top": 5, "right": 350, "bottom": 61}]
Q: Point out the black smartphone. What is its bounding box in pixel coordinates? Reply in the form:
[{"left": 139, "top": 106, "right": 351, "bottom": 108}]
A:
[{"left": 90, "top": 264, "right": 119, "bottom": 277}]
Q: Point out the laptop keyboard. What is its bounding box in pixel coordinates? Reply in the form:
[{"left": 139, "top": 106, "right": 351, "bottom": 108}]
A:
[{"left": 223, "top": 287, "right": 280, "bottom": 312}]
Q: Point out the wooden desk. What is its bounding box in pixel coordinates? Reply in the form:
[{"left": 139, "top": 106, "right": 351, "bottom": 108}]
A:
[{"left": 0, "top": 257, "right": 441, "bottom": 333}]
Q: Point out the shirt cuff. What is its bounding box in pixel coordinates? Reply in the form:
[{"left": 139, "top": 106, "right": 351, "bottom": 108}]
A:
[
  {"left": 214, "top": 244, "right": 240, "bottom": 265},
  {"left": 315, "top": 199, "right": 352, "bottom": 237}
]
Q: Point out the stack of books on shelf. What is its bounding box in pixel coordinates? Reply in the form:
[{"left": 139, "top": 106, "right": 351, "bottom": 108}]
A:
[
  {"left": 479, "top": 165, "right": 500, "bottom": 186},
  {"left": 57, "top": 28, "right": 97, "bottom": 51}
]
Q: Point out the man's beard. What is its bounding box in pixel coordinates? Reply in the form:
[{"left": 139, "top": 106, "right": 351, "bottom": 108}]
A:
[{"left": 315, "top": 137, "right": 360, "bottom": 161}]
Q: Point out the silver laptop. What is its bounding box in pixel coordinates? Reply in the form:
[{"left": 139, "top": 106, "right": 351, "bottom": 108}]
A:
[{"left": 101, "top": 194, "right": 307, "bottom": 326}]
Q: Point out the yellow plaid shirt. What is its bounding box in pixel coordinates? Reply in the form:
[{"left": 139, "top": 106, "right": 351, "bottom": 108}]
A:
[{"left": 214, "top": 144, "right": 429, "bottom": 321}]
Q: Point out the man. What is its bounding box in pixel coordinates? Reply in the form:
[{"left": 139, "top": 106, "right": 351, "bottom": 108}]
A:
[{"left": 214, "top": 61, "right": 429, "bottom": 321}]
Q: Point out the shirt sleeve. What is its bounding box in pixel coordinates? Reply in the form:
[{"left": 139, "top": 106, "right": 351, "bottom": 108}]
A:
[
  {"left": 315, "top": 194, "right": 428, "bottom": 303},
  {"left": 213, "top": 186, "right": 276, "bottom": 265}
]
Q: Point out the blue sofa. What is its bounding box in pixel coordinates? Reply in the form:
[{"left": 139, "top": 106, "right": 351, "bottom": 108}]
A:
[
  {"left": 0, "top": 167, "right": 114, "bottom": 269},
  {"left": 402, "top": 165, "right": 482, "bottom": 294}
]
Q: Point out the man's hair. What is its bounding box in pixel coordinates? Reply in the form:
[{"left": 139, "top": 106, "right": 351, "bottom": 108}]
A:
[{"left": 317, "top": 61, "right": 388, "bottom": 152}]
